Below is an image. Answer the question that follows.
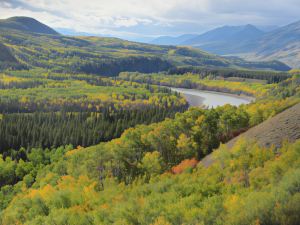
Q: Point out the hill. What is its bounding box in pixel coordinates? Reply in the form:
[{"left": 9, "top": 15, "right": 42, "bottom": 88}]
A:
[{"left": 0, "top": 16, "right": 59, "bottom": 35}]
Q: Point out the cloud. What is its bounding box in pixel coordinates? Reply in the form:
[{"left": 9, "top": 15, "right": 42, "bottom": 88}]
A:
[{"left": 0, "top": 0, "right": 299, "bottom": 39}]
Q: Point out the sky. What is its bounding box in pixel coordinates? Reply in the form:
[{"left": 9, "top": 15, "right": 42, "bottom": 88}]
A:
[{"left": 0, "top": 0, "right": 299, "bottom": 41}]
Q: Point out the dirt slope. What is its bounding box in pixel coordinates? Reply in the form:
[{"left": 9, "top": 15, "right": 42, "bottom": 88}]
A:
[{"left": 201, "top": 103, "right": 300, "bottom": 167}]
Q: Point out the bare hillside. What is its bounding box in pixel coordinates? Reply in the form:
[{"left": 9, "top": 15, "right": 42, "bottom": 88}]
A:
[{"left": 202, "top": 103, "right": 300, "bottom": 167}]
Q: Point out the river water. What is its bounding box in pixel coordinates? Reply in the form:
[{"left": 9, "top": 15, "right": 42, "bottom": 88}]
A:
[{"left": 171, "top": 88, "right": 254, "bottom": 108}]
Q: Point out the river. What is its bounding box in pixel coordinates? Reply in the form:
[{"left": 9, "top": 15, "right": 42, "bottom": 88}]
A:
[{"left": 171, "top": 88, "right": 254, "bottom": 108}]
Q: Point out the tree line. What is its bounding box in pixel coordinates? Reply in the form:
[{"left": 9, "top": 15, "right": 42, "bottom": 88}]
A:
[
  {"left": 167, "top": 66, "right": 291, "bottom": 83},
  {"left": 0, "top": 105, "right": 186, "bottom": 153}
]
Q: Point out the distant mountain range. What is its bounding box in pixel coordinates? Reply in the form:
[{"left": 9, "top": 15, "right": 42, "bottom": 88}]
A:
[
  {"left": 0, "top": 16, "right": 292, "bottom": 73},
  {"left": 150, "top": 21, "right": 300, "bottom": 68},
  {"left": 182, "top": 24, "right": 264, "bottom": 54},
  {"left": 240, "top": 20, "right": 300, "bottom": 68},
  {"left": 150, "top": 24, "right": 264, "bottom": 50},
  {"left": 0, "top": 16, "right": 59, "bottom": 35},
  {"left": 150, "top": 34, "right": 198, "bottom": 45}
]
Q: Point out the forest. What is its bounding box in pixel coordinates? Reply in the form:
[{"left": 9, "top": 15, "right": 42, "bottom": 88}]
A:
[
  {"left": 167, "top": 66, "right": 291, "bottom": 83},
  {"left": 0, "top": 66, "right": 298, "bottom": 224},
  {"left": 0, "top": 70, "right": 187, "bottom": 153},
  {"left": 119, "top": 72, "right": 273, "bottom": 97}
]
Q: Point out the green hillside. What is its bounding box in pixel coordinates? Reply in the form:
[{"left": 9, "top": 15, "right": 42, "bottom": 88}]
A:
[
  {"left": 0, "top": 17, "right": 291, "bottom": 75},
  {"left": 0, "top": 43, "right": 17, "bottom": 62},
  {"left": 0, "top": 43, "right": 24, "bottom": 70}
]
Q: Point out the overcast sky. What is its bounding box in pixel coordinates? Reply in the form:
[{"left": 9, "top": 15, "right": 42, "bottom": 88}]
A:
[{"left": 0, "top": 0, "right": 299, "bottom": 41}]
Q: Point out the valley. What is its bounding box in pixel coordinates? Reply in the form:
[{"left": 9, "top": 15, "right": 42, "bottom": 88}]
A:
[{"left": 0, "top": 14, "right": 299, "bottom": 225}]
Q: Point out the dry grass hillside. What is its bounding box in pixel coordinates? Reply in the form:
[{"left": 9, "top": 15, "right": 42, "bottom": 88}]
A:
[{"left": 202, "top": 103, "right": 300, "bottom": 167}]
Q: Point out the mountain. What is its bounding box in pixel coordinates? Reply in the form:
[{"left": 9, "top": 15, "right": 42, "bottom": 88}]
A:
[
  {"left": 180, "top": 21, "right": 300, "bottom": 68},
  {"left": 0, "top": 16, "right": 59, "bottom": 35},
  {"left": 0, "top": 17, "right": 291, "bottom": 74},
  {"left": 257, "top": 25, "right": 279, "bottom": 32},
  {"left": 150, "top": 34, "right": 198, "bottom": 45},
  {"left": 182, "top": 24, "right": 264, "bottom": 54},
  {"left": 240, "top": 20, "right": 300, "bottom": 68}
]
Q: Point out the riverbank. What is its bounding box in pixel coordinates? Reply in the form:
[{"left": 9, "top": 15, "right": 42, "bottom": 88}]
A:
[{"left": 171, "top": 87, "right": 254, "bottom": 108}]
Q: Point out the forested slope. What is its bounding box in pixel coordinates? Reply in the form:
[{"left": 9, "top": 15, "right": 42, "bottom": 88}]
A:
[
  {"left": 0, "top": 73, "right": 299, "bottom": 224},
  {"left": 0, "top": 17, "right": 291, "bottom": 75},
  {"left": 0, "top": 43, "right": 24, "bottom": 70},
  {"left": 0, "top": 70, "right": 188, "bottom": 152}
]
